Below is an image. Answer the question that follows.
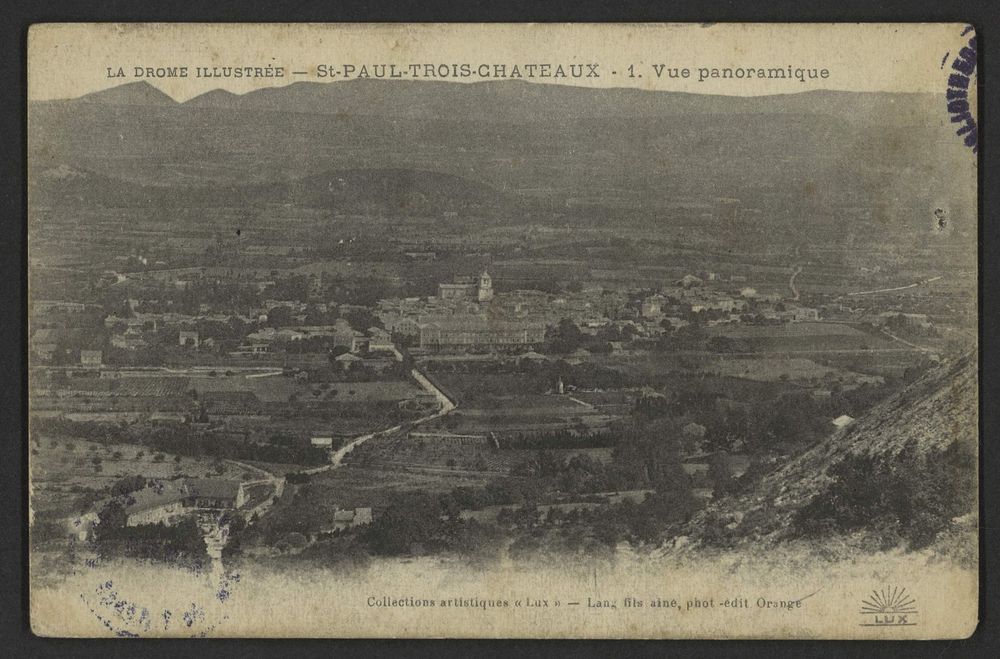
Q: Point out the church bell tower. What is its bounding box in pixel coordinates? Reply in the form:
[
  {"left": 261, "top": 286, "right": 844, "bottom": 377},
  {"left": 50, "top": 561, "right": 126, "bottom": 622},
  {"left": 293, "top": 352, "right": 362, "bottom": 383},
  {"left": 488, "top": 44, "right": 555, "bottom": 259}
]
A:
[{"left": 477, "top": 271, "right": 494, "bottom": 302}]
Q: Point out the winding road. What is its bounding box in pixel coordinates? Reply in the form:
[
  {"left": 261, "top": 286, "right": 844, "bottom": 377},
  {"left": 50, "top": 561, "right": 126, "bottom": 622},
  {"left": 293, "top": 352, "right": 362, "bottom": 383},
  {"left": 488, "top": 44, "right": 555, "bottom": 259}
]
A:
[
  {"left": 842, "top": 275, "right": 944, "bottom": 298},
  {"left": 302, "top": 349, "right": 457, "bottom": 475}
]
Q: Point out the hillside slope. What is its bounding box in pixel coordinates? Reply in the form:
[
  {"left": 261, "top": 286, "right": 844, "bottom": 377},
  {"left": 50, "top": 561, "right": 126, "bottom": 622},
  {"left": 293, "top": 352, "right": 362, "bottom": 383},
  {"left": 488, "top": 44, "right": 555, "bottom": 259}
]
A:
[{"left": 683, "top": 353, "right": 978, "bottom": 553}]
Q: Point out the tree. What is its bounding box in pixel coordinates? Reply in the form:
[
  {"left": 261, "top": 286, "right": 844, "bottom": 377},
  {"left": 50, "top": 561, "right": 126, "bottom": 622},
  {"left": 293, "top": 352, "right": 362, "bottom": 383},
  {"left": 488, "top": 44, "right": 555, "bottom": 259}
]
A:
[
  {"left": 344, "top": 308, "right": 383, "bottom": 332},
  {"left": 708, "top": 452, "right": 735, "bottom": 497},
  {"left": 95, "top": 501, "right": 128, "bottom": 538},
  {"left": 365, "top": 491, "right": 443, "bottom": 555},
  {"left": 706, "top": 336, "right": 739, "bottom": 353},
  {"left": 264, "top": 306, "right": 294, "bottom": 328},
  {"left": 109, "top": 474, "right": 148, "bottom": 498},
  {"left": 545, "top": 319, "right": 584, "bottom": 354}
]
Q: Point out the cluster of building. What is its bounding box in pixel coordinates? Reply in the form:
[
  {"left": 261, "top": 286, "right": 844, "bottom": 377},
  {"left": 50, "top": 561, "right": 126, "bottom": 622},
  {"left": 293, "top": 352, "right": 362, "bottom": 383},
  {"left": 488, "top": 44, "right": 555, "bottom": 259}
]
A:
[
  {"left": 72, "top": 477, "right": 251, "bottom": 540},
  {"left": 635, "top": 276, "right": 819, "bottom": 332},
  {"left": 32, "top": 294, "right": 400, "bottom": 368},
  {"left": 378, "top": 270, "right": 630, "bottom": 353},
  {"left": 409, "top": 315, "right": 547, "bottom": 351},
  {"left": 31, "top": 261, "right": 839, "bottom": 372}
]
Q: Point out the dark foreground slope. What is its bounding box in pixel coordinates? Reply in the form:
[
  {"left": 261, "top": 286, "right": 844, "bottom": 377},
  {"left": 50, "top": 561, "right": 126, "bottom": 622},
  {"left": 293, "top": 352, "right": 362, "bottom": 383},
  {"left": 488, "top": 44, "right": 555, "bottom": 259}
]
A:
[{"left": 685, "top": 354, "right": 978, "bottom": 556}]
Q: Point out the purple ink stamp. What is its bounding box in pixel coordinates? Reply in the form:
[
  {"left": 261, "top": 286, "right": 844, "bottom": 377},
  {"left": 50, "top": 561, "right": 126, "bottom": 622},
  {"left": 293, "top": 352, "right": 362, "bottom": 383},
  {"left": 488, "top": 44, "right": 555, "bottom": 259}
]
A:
[{"left": 944, "top": 26, "right": 978, "bottom": 153}]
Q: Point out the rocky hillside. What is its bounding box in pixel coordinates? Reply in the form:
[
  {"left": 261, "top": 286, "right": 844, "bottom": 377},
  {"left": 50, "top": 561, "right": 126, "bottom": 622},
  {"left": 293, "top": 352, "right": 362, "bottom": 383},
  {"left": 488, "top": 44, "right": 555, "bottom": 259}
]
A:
[{"left": 683, "top": 353, "right": 978, "bottom": 553}]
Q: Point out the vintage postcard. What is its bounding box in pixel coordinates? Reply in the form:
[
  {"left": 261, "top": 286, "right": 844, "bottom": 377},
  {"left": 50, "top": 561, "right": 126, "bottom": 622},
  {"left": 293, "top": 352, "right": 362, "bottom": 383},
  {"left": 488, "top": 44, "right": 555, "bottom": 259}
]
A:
[{"left": 27, "top": 23, "right": 978, "bottom": 638}]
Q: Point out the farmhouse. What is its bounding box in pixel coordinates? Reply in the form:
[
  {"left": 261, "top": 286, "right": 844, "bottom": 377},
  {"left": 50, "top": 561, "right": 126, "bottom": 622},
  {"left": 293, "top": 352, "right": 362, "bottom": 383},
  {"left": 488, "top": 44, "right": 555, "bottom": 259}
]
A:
[
  {"left": 178, "top": 330, "right": 200, "bottom": 347},
  {"left": 111, "top": 326, "right": 148, "bottom": 350},
  {"left": 32, "top": 343, "right": 58, "bottom": 361},
  {"left": 80, "top": 350, "right": 103, "bottom": 368},
  {"left": 780, "top": 306, "right": 820, "bottom": 322},
  {"left": 184, "top": 478, "right": 247, "bottom": 509},
  {"left": 641, "top": 294, "right": 667, "bottom": 318},
  {"left": 323, "top": 507, "right": 374, "bottom": 532},
  {"left": 232, "top": 342, "right": 272, "bottom": 356},
  {"left": 109, "top": 478, "right": 248, "bottom": 527}
]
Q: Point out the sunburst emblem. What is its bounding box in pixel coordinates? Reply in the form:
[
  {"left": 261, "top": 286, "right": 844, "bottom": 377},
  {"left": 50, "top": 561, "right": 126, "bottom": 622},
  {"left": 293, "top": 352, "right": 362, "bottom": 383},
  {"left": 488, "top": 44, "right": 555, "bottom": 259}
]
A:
[{"left": 860, "top": 587, "right": 917, "bottom": 615}]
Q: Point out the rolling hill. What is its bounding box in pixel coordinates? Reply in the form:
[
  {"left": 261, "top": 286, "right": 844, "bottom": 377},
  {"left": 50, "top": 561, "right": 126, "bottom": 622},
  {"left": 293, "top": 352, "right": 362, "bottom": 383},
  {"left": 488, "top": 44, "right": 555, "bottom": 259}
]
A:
[
  {"left": 29, "top": 165, "right": 509, "bottom": 216},
  {"left": 27, "top": 78, "right": 976, "bottom": 241}
]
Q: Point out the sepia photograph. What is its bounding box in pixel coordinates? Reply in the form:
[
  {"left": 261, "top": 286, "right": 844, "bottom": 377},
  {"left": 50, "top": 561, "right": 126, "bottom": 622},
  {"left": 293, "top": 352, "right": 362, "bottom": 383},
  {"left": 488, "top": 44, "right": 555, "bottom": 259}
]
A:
[{"left": 25, "top": 23, "right": 979, "bottom": 638}]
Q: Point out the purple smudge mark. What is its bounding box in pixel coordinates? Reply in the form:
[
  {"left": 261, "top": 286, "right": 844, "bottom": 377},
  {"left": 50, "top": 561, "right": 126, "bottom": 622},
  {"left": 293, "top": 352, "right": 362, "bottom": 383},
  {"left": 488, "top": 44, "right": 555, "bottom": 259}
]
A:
[
  {"left": 82, "top": 575, "right": 230, "bottom": 637},
  {"left": 81, "top": 567, "right": 240, "bottom": 636},
  {"left": 182, "top": 602, "right": 206, "bottom": 628},
  {"left": 216, "top": 570, "right": 241, "bottom": 602},
  {"left": 946, "top": 30, "right": 978, "bottom": 153},
  {"left": 81, "top": 583, "right": 145, "bottom": 638}
]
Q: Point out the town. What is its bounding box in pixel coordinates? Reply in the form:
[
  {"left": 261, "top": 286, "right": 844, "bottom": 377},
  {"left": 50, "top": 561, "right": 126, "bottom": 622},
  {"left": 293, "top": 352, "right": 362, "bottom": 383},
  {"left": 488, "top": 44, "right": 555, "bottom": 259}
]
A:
[{"left": 28, "top": 200, "right": 973, "bottom": 575}]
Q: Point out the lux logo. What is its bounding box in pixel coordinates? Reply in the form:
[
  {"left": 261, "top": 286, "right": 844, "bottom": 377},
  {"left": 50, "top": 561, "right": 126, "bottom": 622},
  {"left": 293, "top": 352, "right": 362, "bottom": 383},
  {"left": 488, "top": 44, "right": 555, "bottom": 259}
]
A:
[
  {"left": 860, "top": 587, "right": 918, "bottom": 627},
  {"left": 875, "top": 614, "right": 908, "bottom": 625}
]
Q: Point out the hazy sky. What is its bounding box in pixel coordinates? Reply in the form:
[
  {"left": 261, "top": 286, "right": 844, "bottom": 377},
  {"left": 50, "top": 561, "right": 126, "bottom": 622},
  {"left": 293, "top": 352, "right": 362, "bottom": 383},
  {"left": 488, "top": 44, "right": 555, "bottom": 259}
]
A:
[{"left": 28, "top": 23, "right": 973, "bottom": 102}]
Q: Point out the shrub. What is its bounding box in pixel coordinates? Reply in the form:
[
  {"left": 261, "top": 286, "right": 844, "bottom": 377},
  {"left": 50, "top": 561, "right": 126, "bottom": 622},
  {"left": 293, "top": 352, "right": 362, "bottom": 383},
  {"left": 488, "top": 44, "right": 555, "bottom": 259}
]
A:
[{"left": 792, "top": 441, "right": 976, "bottom": 550}]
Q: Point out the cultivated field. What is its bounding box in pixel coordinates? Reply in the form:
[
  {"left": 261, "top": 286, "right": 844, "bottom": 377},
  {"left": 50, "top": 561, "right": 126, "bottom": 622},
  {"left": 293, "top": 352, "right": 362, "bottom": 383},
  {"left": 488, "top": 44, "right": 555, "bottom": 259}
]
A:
[
  {"left": 306, "top": 465, "right": 493, "bottom": 509},
  {"left": 191, "top": 374, "right": 422, "bottom": 403},
  {"left": 706, "top": 322, "right": 901, "bottom": 352},
  {"left": 697, "top": 356, "right": 883, "bottom": 384}
]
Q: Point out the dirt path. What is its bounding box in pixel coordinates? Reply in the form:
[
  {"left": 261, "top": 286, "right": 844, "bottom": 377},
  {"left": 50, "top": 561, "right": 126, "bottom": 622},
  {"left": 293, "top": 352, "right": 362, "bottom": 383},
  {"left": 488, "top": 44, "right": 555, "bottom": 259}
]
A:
[{"left": 302, "top": 349, "right": 458, "bottom": 476}]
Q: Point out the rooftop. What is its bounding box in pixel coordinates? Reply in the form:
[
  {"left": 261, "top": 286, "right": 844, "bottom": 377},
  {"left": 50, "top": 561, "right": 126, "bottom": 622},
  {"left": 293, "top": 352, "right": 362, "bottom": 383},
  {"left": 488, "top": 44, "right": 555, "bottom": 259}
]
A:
[{"left": 184, "top": 478, "right": 242, "bottom": 500}]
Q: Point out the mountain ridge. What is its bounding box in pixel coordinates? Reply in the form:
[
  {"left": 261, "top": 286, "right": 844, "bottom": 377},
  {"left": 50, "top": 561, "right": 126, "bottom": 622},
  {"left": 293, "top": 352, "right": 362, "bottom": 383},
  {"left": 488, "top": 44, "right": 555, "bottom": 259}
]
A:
[
  {"left": 32, "top": 79, "right": 944, "bottom": 126},
  {"left": 73, "top": 80, "right": 178, "bottom": 106}
]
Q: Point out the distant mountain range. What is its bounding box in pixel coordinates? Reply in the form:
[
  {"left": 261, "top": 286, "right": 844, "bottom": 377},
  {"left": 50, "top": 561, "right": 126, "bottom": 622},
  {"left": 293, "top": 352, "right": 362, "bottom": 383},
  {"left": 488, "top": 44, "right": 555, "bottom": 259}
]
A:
[
  {"left": 28, "top": 79, "right": 973, "bottom": 233},
  {"left": 60, "top": 79, "right": 944, "bottom": 126}
]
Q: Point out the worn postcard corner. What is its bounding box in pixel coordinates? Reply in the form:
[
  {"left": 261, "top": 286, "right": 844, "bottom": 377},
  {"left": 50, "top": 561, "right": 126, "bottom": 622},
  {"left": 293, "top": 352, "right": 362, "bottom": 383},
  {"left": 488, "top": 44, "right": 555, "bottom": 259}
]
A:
[{"left": 27, "top": 22, "right": 978, "bottom": 639}]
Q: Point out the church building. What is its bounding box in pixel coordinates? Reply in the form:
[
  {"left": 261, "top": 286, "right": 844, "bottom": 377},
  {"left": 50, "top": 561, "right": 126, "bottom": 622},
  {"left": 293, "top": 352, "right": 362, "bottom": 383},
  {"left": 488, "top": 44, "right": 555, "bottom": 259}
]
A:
[{"left": 437, "top": 271, "right": 494, "bottom": 302}]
